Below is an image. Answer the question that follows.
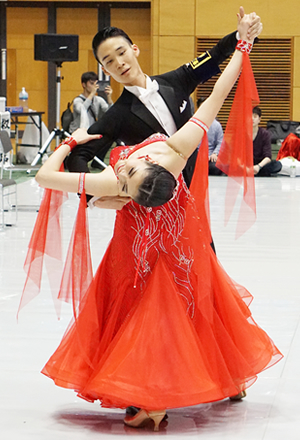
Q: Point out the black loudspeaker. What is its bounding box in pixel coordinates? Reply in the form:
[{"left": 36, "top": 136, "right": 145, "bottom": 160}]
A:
[{"left": 34, "top": 34, "right": 79, "bottom": 63}]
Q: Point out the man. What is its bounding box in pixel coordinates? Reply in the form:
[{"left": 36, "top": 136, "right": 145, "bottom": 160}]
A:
[
  {"left": 197, "top": 97, "right": 224, "bottom": 176},
  {"left": 69, "top": 71, "right": 113, "bottom": 134},
  {"left": 67, "top": 7, "right": 262, "bottom": 209},
  {"left": 252, "top": 106, "right": 282, "bottom": 176}
]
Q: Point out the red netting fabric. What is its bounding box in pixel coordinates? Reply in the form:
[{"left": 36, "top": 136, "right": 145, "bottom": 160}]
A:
[
  {"left": 58, "top": 174, "right": 93, "bottom": 316},
  {"left": 18, "top": 171, "right": 92, "bottom": 320},
  {"left": 217, "top": 52, "right": 260, "bottom": 238},
  {"left": 18, "top": 187, "right": 67, "bottom": 318}
]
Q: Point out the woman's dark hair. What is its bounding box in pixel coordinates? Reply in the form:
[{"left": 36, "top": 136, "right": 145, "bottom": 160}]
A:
[
  {"left": 133, "top": 163, "right": 177, "bottom": 207},
  {"left": 92, "top": 27, "right": 134, "bottom": 64}
]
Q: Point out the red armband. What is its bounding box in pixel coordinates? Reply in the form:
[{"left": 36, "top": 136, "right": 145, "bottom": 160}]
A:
[{"left": 62, "top": 136, "right": 77, "bottom": 150}]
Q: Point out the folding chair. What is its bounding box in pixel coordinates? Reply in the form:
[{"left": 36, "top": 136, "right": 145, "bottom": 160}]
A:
[
  {"left": 0, "top": 130, "right": 41, "bottom": 213},
  {"left": 0, "top": 178, "right": 17, "bottom": 229},
  {"left": 0, "top": 130, "right": 40, "bottom": 179}
]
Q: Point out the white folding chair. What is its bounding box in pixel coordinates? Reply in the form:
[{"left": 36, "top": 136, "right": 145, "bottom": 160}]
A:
[
  {"left": 0, "top": 177, "right": 17, "bottom": 229},
  {"left": 0, "top": 130, "right": 40, "bottom": 179}
]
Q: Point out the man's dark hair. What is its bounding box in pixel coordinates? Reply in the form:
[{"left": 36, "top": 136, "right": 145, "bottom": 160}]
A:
[
  {"left": 253, "top": 106, "right": 262, "bottom": 118},
  {"left": 81, "top": 71, "right": 98, "bottom": 84},
  {"left": 133, "top": 163, "right": 177, "bottom": 207},
  {"left": 92, "top": 27, "right": 134, "bottom": 64}
]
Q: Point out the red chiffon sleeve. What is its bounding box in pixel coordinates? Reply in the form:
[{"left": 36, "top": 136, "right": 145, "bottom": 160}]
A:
[
  {"left": 217, "top": 52, "right": 260, "bottom": 238},
  {"left": 18, "top": 172, "right": 92, "bottom": 320}
]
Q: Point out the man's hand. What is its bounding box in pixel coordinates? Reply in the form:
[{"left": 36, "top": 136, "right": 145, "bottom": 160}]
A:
[
  {"left": 94, "top": 195, "right": 131, "bottom": 210},
  {"left": 89, "top": 81, "right": 99, "bottom": 99},
  {"left": 71, "top": 128, "right": 102, "bottom": 145},
  {"left": 105, "top": 85, "right": 113, "bottom": 105},
  {"left": 253, "top": 165, "right": 260, "bottom": 175},
  {"left": 239, "top": 6, "right": 263, "bottom": 40},
  {"left": 209, "top": 153, "right": 218, "bottom": 163}
]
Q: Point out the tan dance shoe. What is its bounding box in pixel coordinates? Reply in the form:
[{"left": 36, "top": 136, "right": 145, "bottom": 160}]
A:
[
  {"left": 229, "top": 390, "right": 247, "bottom": 401},
  {"left": 124, "top": 409, "right": 166, "bottom": 431}
]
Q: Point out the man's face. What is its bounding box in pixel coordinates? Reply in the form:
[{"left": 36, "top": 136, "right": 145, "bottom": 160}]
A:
[
  {"left": 96, "top": 36, "right": 141, "bottom": 86},
  {"left": 83, "top": 80, "right": 98, "bottom": 94},
  {"left": 252, "top": 112, "right": 261, "bottom": 128}
]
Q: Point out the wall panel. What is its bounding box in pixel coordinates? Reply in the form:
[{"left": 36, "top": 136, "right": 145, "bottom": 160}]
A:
[
  {"left": 157, "top": 36, "right": 194, "bottom": 74},
  {"left": 5, "top": 0, "right": 300, "bottom": 120},
  {"left": 159, "top": 0, "right": 195, "bottom": 36},
  {"left": 6, "top": 7, "right": 48, "bottom": 120},
  {"left": 56, "top": 8, "right": 98, "bottom": 119}
]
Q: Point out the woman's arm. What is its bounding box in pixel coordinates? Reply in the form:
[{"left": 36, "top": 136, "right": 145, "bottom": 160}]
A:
[
  {"left": 164, "top": 10, "right": 253, "bottom": 166},
  {"left": 36, "top": 129, "right": 119, "bottom": 198}
]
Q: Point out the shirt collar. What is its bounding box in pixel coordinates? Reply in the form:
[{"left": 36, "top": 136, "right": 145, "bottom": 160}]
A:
[{"left": 125, "top": 75, "right": 159, "bottom": 98}]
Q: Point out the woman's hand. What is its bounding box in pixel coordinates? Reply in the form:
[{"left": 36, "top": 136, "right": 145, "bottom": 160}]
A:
[
  {"left": 239, "top": 6, "right": 263, "bottom": 41},
  {"left": 237, "top": 6, "right": 255, "bottom": 43},
  {"left": 70, "top": 128, "right": 102, "bottom": 145}
]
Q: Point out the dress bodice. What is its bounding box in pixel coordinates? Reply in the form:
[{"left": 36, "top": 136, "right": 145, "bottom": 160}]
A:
[{"left": 109, "top": 133, "right": 168, "bottom": 168}]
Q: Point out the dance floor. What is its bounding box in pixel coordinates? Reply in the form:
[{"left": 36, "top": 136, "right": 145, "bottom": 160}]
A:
[{"left": 1, "top": 175, "right": 299, "bottom": 439}]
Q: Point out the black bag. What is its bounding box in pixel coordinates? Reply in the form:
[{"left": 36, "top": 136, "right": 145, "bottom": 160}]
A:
[
  {"left": 61, "top": 101, "right": 74, "bottom": 133},
  {"left": 267, "top": 120, "right": 300, "bottom": 143}
]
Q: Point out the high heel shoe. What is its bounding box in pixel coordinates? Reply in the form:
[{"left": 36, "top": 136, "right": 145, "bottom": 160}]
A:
[
  {"left": 229, "top": 390, "right": 247, "bottom": 401},
  {"left": 124, "top": 409, "right": 166, "bottom": 431}
]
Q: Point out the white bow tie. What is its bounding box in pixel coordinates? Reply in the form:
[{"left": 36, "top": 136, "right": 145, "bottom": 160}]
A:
[{"left": 139, "top": 80, "right": 159, "bottom": 102}]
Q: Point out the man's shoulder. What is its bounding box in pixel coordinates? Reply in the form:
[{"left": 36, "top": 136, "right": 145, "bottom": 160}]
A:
[
  {"left": 73, "top": 94, "right": 84, "bottom": 102},
  {"left": 259, "top": 126, "right": 271, "bottom": 138},
  {"left": 151, "top": 65, "right": 187, "bottom": 85}
]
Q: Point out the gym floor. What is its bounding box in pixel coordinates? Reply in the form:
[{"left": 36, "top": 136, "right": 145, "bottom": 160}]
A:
[{"left": 1, "top": 175, "right": 299, "bottom": 439}]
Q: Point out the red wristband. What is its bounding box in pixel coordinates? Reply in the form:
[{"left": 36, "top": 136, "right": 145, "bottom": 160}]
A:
[
  {"left": 62, "top": 136, "right": 77, "bottom": 150},
  {"left": 236, "top": 39, "right": 253, "bottom": 54}
]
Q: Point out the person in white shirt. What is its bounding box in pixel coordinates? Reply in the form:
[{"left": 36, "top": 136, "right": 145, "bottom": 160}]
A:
[{"left": 69, "top": 71, "right": 113, "bottom": 134}]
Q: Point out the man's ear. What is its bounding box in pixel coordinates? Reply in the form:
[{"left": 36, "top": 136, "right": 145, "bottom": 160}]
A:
[
  {"left": 132, "top": 44, "right": 140, "bottom": 58},
  {"left": 101, "top": 65, "right": 111, "bottom": 77}
]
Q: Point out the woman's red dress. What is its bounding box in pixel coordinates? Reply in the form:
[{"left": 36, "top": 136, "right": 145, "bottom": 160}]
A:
[{"left": 41, "top": 135, "right": 282, "bottom": 411}]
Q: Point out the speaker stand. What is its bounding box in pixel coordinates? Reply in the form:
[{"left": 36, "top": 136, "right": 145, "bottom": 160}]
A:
[{"left": 31, "top": 62, "right": 69, "bottom": 167}]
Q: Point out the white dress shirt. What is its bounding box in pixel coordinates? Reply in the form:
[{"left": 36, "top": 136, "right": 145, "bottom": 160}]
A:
[{"left": 125, "top": 76, "right": 177, "bottom": 136}]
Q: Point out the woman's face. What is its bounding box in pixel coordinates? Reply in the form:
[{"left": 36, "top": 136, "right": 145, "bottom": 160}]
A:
[{"left": 114, "top": 157, "right": 149, "bottom": 198}]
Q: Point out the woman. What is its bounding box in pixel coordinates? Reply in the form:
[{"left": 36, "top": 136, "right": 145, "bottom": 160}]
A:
[{"left": 26, "top": 12, "right": 282, "bottom": 432}]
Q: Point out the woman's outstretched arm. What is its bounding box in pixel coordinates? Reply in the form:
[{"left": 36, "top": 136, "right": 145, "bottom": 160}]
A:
[
  {"left": 165, "top": 8, "right": 254, "bottom": 165},
  {"left": 36, "top": 129, "right": 118, "bottom": 197}
]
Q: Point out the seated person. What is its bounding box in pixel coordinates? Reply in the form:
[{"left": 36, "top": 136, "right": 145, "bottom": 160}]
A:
[
  {"left": 197, "top": 98, "right": 224, "bottom": 176},
  {"left": 252, "top": 106, "right": 282, "bottom": 176},
  {"left": 69, "top": 71, "right": 113, "bottom": 133}
]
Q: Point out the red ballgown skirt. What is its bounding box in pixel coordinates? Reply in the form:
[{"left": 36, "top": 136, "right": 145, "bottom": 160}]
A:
[{"left": 42, "top": 140, "right": 282, "bottom": 410}]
